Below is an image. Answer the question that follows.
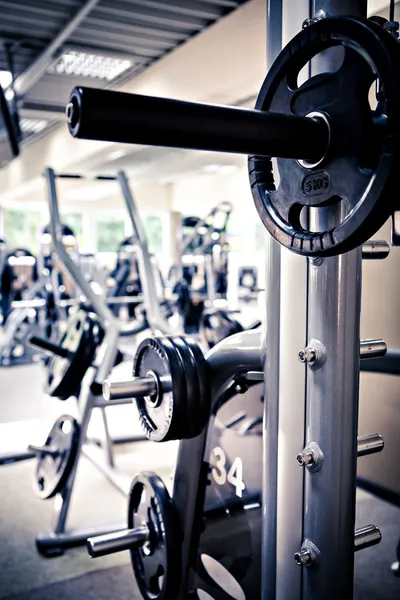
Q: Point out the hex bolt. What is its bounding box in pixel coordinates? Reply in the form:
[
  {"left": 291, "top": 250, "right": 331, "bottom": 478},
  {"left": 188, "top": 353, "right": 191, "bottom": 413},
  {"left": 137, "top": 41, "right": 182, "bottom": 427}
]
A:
[
  {"left": 298, "top": 346, "right": 317, "bottom": 364},
  {"left": 294, "top": 549, "right": 313, "bottom": 566},
  {"left": 296, "top": 442, "right": 324, "bottom": 472},
  {"left": 294, "top": 540, "right": 321, "bottom": 567},
  {"left": 296, "top": 450, "right": 315, "bottom": 467}
]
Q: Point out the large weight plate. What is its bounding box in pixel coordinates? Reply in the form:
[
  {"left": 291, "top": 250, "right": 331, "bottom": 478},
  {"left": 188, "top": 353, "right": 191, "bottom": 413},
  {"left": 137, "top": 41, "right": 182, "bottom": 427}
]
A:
[
  {"left": 249, "top": 16, "right": 400, "bottom": 257},
  {"left": 128, "top": 472, "right": 181, "bottom": 600},
  {"left": 46, "top": 309, "right": 103, "bottom": 400},
  {"left": 34, "top": 415, "right": 79, "bottom": 499}
]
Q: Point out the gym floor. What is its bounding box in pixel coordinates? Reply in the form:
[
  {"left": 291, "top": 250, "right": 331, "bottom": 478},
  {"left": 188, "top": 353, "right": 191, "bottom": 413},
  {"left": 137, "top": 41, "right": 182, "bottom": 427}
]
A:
[{"left": 0, "top": 363, "right": 399, "bottom": 600}]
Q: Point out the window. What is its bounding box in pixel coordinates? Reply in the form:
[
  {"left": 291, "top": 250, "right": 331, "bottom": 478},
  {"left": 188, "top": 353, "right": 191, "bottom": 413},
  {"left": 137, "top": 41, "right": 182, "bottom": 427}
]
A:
[
  {"left": 3, "top": 209, "right": 42, "bottom": 253},
  {"left": 96, "top": 217, "right": 125, "bottom": 252},
  {"left": 143, "top": 215, "right": 163, "bottom": 254},
  {"left": 255, "top": 221, "right": 267, "bottom": 253}
]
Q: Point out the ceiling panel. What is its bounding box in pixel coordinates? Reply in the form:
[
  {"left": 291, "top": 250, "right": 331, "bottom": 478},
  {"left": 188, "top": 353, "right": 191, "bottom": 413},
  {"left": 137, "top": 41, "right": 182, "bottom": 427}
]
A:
[{"left": 0, "top": 0, "right": 248, "bottom": 144}]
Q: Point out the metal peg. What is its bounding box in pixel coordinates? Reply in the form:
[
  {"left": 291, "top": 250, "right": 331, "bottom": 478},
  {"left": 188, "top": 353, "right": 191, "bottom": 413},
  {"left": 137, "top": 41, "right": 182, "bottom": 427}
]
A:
[
  {"left": 357, "top": 434, "right": 384, "bottom": 457},
  {"left": 27, "top": 444, "right": 60, "bottom": 457},
  {"left": 360, "top": 339, "right": 387, "bottom": 359},
  {"left": 87, "top": 525, "right": 149, "bottom": 558},
  {"left": 29, "top": 336, "right": 69, "bottom": 358},
  {"left": 354, "top": 525, "right": 381, "bottom": 551},
  {"left": 362, "top": 241, "right": 390, "bottom": 259},
  {"left": 102, "top": 376, "right": 157, "bottom": 401}
]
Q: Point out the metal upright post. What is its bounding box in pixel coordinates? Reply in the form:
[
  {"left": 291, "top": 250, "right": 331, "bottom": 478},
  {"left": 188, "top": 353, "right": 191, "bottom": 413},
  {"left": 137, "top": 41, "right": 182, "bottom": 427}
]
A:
[
  {"left": 263, "top": 2, "right": 310, "bottom": 600},
  {"left": 300, "top": 2, "right": 367, "bottom": 599}
]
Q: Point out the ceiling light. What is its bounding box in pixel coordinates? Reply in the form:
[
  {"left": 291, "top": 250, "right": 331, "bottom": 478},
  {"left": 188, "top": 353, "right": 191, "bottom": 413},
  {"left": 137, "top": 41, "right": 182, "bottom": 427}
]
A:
[
  {"left": 49, "top": 51, "right": 132, "bottom": 81},
  {"left": 0, "top": 70, "right": 12, "bottom": 89},
  {"left": 20, "top": 119, "right": 48, "bottom": 134}
]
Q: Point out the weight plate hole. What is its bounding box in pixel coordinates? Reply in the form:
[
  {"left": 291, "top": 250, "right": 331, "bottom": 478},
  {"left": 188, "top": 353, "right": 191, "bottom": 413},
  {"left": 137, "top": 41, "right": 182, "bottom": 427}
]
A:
[
  {"left": 296, "top": 47, "right": 345, "bottom": 88},
  {"left": 61, "top": 419, "right": 72, "bottom": 435},
  {"left": 197, "top": 591, "right": 216, "bottom": 600},
  {"left": 200, "top": 554, "right": 245, "bottom": 600},
  {"left": 38, "top": 476, "right": 45, "bottom": 491},
  {"left": 298, "top": 196, "right": 345, "bottom": 232}
]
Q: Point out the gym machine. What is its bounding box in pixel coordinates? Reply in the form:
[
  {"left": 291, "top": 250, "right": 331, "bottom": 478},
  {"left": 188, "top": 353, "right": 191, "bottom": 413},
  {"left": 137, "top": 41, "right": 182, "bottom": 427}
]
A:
[
  {"left": 0, "top": 248, "right": 48, "bottom": 366},
  {"left": 0, "top": 169, "right": 178, "bottom": 555},
  {"left": 170, "top": 202, "right": 233, "bottom": 334},
  {"left": 171, "top": 203, "right": 262, "bottom": 346},
  {"left": 0, "top": 224, "right": 81, "bottom": 366},
  {"left": 65, "top": 0, "right": 400, "bottom": 598}
]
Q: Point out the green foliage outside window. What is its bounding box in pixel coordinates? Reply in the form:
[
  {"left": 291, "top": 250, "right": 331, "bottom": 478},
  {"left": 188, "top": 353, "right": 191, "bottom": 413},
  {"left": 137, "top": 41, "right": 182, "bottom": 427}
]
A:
[
  {"left": 60, "top": 212, "right": 83, "bottom": 237},
  {"left": 3, "top": 209, "right": 42, "bottom": 253},
  {"left": 143, "top": 215, "right": 163, "bottom": 254},
  {"left": 97, "top": 218, "right": 125, "bottom": 252},
  {"left": 255, "top": 221, "right": 267, "bottom": 253}
]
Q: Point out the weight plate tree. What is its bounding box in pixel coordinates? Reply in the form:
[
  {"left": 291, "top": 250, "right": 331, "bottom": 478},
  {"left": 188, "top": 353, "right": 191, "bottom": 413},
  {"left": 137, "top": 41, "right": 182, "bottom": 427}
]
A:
[
  {"left": 189, "top": 381, "right": 263, "bottom": 599},
  {"left": 30, "top": 415, "right": 80, "bottom": 500},
  {"left": 30, "top": 308, "right": 104, "bottom": 400},
  {"left": 91, "top": 370, "right": 264, "bottom": 599}
]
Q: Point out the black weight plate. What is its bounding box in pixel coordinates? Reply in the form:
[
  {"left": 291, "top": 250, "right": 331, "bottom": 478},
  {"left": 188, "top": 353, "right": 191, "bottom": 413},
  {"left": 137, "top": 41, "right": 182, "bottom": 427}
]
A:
[
  {"left": 249, "top": 16, "right": 400, "bottom": 257},
  {"left": 133, "top": 338, "right": 187, "bottom": 442},
  {"left": 34, "top": 415, "right": 79, "bottom": 499},
  {"left": 169, "top": 337, "right": 202, "bottom": 439},
  {"left": 176, "top": 336, "right": 211, "bottom": 436},
  {"left": 184, "top": 337, "right": 211, "bottom": 430},
  {"left": 200, "top": 309, "right": 243, "bottom": 349},
  {"left": 128, "top": 472, "right": 181, "bottom": 600},
  {"left": 46, "top": 309, "right": 103, "bottom": 400}
]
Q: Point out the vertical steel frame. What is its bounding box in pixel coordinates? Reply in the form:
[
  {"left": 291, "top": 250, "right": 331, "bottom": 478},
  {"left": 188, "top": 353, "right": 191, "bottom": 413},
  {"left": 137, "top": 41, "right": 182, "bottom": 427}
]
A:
[{"left": 263, "top": 0, "right": 367, "bottom": 599}]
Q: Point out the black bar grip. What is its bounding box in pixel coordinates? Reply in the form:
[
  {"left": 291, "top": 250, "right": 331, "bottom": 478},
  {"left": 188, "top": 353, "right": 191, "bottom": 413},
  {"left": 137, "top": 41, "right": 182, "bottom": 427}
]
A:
[
  {"left": 66, "top": 86, "right": 329, "bottom": 161},
  {"left": 29, "top": 336, "right": 69, "bottom": 358},
  {"left": 360, "top": 350, "right": 400, "bottom": 376}
]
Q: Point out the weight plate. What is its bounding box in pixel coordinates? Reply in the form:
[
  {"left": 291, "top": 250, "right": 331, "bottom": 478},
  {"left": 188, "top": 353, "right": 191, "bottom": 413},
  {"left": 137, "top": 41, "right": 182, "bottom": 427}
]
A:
[
  {"left": 249, "top": 16, "right": 400, "bottom": 257},
  {"left": 46, "top": 309, "right": 103, "bottom": 400},
  {"left": 200, "top": 309, "right": 243, "bottom": 349},
  {"left": 169, "top": 337, "right": 203, "bottom": 439},
  {"left": 34, "top": 415, "right": 79, "bottom": 499},
  {"left": 133, "top": 338, "right": 187, "bottom": 442},
  {"left": 128, "top": 472, "right": 181, "bottom": 600},
  {"left": 176, "top": 336, "right": 211, "bottom": 436}
]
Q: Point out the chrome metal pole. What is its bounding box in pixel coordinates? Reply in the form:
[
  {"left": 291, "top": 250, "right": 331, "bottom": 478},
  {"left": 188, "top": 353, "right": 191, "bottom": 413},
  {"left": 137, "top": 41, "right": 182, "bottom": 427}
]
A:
[
  {"left": 263, "top": 2, "right": 310, "bottom": 600},
  {"left": 87, "top": 525, "right": 149, "bottom": 558},
  {"left": 102, "top": 376, "right": 158, "bottom": 401},
  {"left": 301, "top": 4, "right": 367, "bottom": 599}
]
